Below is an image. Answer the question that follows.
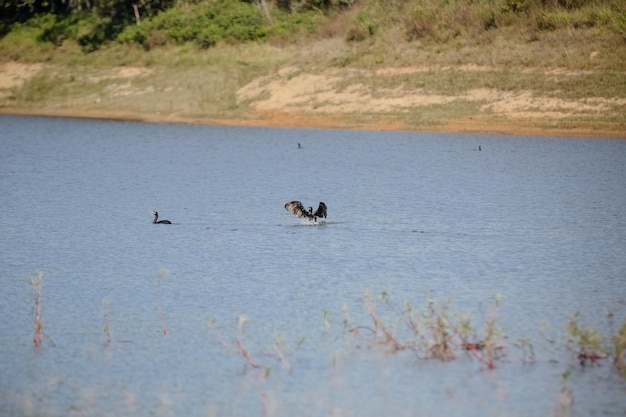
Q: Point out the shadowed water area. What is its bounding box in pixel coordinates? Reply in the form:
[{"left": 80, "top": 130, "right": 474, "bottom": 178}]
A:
[{"left": 0, "top": 115, "right": 625, "bottom": 416}]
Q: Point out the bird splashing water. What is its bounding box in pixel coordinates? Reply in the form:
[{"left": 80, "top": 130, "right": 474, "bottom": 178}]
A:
[{"left": 285, "top": 201, "right": 327, "bottom": 222}]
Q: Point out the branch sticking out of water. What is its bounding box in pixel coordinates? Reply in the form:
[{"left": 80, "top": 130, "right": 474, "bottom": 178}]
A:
[
  {"left": 272, "top": 334, "right": 294, "bottom": 374},
  {"left": 460, "top": 294, "right": 505, "bottom": 369},
  {"left": 31, "top": 271, "right": 44, "bottom": 348},
  {"left": 613, "top": 320, "right": 626, "bottom": 376},
  {"left": 208, "top": 314, "right": 263, "bottom": 369},
  {"left": 29, "top": 271, "right": 55, "bottom": 348},
  {"left": 101, "top": 298, "right": 112, "bottom": 345},
  {"left": 364, "top": 293, "right": 406, "bottom": 351},
  {"left": 208, "top": 314, "right": 305, "bottom": 377}
]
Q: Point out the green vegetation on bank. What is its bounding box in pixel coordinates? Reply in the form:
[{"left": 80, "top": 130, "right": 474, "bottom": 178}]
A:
[
  {"left": 1, "top": 0, "right": 625, "bottom": 134},
  {"left": 2, "top": 0, "right": 625, "bottom": 57}
]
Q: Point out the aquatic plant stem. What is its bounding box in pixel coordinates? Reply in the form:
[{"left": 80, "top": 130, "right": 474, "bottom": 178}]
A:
[
  {"left": 208, "top": 315, "right": 263, "bottom": 369},
  {"left": 102, "top": 299, "right": 112, "bottom": 344},
  {"left": 29, "top": 271, "right": 55, "bottom": 347},
  {"left": 30, "top": 272, "right": 44, "bottom": 348},
  {"left": 273, "top": 334, "right": 294, "bottom": 374},
  {"left": 364, "top": 298, "right": 406, "bottom": 351}
]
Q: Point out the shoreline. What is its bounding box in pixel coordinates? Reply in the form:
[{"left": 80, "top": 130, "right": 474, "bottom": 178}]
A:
[{"left": 2, "top": 107, "right": 624, "bottom": 139}]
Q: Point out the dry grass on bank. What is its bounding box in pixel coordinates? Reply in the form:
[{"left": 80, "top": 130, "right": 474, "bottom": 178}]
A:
[{"left": 1, "top": 19, "right": 625, "bottom": 137}]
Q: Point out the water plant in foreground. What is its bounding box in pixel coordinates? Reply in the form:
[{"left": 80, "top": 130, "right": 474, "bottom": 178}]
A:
[
  {"left": 208, "top": 314, "right": 304, "bottom": 375},
  {"left": 513, "top": 336, "right": 536, "bottom": 365},
  {"left": 207, "top": 314, "right": 271, "bottom": 415},
  {"left": 362, "top": 292, "right": 407, "bottom": 352},
  {"left": 31, "top": 271, "right": 44, "bottom": 347},
  {"left": 566, "top": 311, "right": 608, "bottom": 366},
  {"left": 207, "top": 314, "right": 304, "bottom": 416},
  {"left": 272, "top": 333, "right": 301, "bottom": 374},
  {"left": 30, "top": 271, "right": 54, "bottom": 348},
  {"left": 346, "top": 294, "right": 626, "bottom": 374},
  {"left": 332, "top": 292, "right": 507, "bottom": 368},
  {"left": 101, "top": 298, "right": 112, "bottom": 345},
  {"left": 456, "top": 293, "right": 505, "bottom": 369},
  {"left": 420, "top": 296, "right": 457, "bottom": 361},
  {"left": 564, "top": 308, "right": 626, "bottom": 375},
  {"left": 606, "top": 306, "right": 626, "bottom": 376},
  {"left": 207, "top": 314, "right": 264, "bottom": 370},
  {"left": 611, "top": 316, "right": 626, "bottom": 376},
  {"left": 553, "top": 371, "right": 574, "bottom": 417}
]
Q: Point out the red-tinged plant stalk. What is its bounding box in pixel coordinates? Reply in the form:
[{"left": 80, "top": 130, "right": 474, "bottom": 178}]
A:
[
  {"left": 567, "top": 312, "right": 607, "bottom": 366},
  {"left": 470, "top": 294, "right": 505, "bottom": 369},
  {"left": 365, "top": 303, "right": 406, "bottom": 350},
  {"left": 273, "top": 334, "right": 294, "bottom": 374},
  {"left": 208, "top": 314, "right": 263, "bottom": 369},
  {"left": 423, "top": 298, "right": 456, "bottom": 361},
  {"left": 364, "top": 297, "right": 406, "bottom": 351},
  {"left": 235, "top": 315, "right": 263, "bottom": 368},
  {"left": 612, "top": 319, "right": 626, "bottom": 374},
  {"left": 30, "top": 272, "right": 44, "bottom": 347},
  {"left": 102, "top": 299, "right": 112, "bottom": 345}
]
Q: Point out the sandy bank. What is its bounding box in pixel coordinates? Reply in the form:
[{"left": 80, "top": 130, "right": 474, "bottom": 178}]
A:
[{"left": 1, "top": 61, "right": 624, "bottom": 138}]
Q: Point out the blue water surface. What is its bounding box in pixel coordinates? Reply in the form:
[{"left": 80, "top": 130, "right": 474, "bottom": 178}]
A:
[{"left": 1, "top": 115, "right": 625, "bottom": 417}]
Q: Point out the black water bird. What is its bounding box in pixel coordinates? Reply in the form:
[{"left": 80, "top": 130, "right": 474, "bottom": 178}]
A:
[
  {"left": 313, "top": 202, "right": 327, "bottom": 219},
  {"left": 151, "top": 210, "right": 171, "bottom": 224},
  {"left": 285, "top": 201, "right": 327, "bottom": 222}
]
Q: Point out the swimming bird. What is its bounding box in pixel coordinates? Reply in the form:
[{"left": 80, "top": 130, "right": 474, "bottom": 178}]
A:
[
  {"left": 151, "top": 210, "right": 171, "bottom": 224},
  {"left": 285, "top": 201, "right": 327, "bottom": 222}
]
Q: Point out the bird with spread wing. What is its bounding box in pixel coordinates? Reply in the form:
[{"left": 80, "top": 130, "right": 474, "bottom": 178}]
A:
[{"left": 285, "top": 201, "right": 327, "bottom": 222}]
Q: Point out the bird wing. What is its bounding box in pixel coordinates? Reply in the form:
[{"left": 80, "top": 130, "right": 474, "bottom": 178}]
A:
[
  {"left": 285, "top": 201, "right": 306, "bottom": 218},
  {"left": 314, "top": 202, "right": 327, "bottom": 218}
]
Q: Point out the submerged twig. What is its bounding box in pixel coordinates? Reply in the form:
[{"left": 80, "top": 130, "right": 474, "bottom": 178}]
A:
[
  {"left": 31, "top": 272, "right": 43, "bottom": 347},
  {"left": 102, "top": 298, "right": 112, "bottom": 345}
]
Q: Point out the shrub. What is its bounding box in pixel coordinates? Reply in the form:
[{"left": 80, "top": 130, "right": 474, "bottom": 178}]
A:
[
  {"left": 483, "top": 10, "right": 498, "bottom": 30},
  {"left": 536, "top": 11, "right": 572, "bottom": 30},
  {"left": 346, "top": 10, "right": 378, "bottom": 42},
  {"left": 583, "top": 8, "right": 612, "bottom": 27},
  {"left": 117, "top": 22, "right": 149, "bottom": 45},
  {"left": 404, "top": 6, "right": 436, "bottom": 41},
  {"left": 116, "top": 0, "right": 267, "bottom": 48},
  {"left": 503, "top": 0, "right": 533, "bottom": 14},
  {"left": 619, "top": 10, "right": 626, "bottom": 38},
  {"left": 552, "top": 0, "right": 587, "bottom": 10}
]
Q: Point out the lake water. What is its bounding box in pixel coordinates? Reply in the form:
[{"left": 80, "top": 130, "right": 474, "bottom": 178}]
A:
[{"left": 1, "top": 114, "right": 625, "bottom": 417}]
